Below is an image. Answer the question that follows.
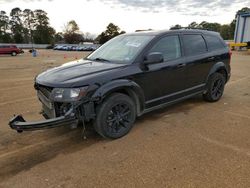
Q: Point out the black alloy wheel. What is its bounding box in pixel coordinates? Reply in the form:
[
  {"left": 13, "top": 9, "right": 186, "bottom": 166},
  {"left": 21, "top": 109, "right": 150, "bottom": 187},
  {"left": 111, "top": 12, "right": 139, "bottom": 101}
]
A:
[
  {"left": 211, "top": 78, "right": 224, "bottom": 99},
  {"left": 203, "top": 72, "right": 225, "bottom": 102},
  {"left": 106, "top": 103, "right": 132, "bottom": 134},
  {"left": 94, "top": 93, "right": 136, "bottom": 139}
]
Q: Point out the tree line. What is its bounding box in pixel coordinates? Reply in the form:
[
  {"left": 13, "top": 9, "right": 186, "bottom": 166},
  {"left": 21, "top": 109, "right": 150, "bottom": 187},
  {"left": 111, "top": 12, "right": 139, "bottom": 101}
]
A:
[
  {"left": 0, "top": 8, "right": 55, "bottom": 44},
  {"left": 0, "top": 8, "right": 94, "bottom": 44},
  {"left": 0, "top": 6, "right": 126, "bottom": 45},
  {"left": 0, "top": 7, "right": 249, "bottom": 44},
  {"left": 170, "top": 21, "right": 235, "bottom": 40},
  {"left": 170, "top": 7, "right": 250, "bottom": 40}
]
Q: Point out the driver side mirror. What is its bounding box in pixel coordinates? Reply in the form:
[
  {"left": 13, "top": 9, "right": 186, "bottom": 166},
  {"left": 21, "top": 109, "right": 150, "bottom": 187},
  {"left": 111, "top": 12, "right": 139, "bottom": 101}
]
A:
[{"left": 144, "top": 52, "right": 164, "bottom": 65}]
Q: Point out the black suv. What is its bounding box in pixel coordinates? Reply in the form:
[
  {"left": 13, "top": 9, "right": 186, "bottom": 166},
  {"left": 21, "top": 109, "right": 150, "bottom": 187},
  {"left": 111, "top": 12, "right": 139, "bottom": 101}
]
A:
[{"left": 10, "top": 30, "right": 231, "bottom": 139}]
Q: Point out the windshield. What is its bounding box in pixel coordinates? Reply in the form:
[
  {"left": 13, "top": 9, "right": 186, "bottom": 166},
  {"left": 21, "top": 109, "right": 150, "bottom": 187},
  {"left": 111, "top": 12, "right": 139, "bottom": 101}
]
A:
[{"left": 87, "top": 35, "right": 154, "bottom": 64}]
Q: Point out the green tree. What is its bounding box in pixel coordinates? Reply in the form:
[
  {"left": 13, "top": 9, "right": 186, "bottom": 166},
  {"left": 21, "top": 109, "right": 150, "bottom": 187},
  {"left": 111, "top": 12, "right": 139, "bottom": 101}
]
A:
[
  {"left": 236, "top": 7, "right": 250, "bottom": 15},
  {"left": 105, "top": 23, "right": 120, "bottom": 36},
  {"left": 9, "top": 7, "right": 24, "bottom": 43},
  {"left": 34, "top": 9, "right": 49, "bottom": 27},
  {"left": 33, "top": 25, "right": 55, "bottom": 44},
  {"left": 0, "top": 11, "right": 9, "bottom": 33},
  {"left": 63, "top": 20, "right": 83, "bottom": 44},
  {"left": 220, "top": 24, "right": 231, "bottom": 40},
  {"left": 229, "top": 19, "right": 236, "bottom": 39},
  {"left": 84, "top": 32, "right": 95, "bottom": 42},
  {"left": 23, "top": 9, "right": 35, "bottom": 43},
  {"left": 0, "top": 10, "right": 12, "bottom": 43},
  {"left": 96, "top": 23, "right": 125, "bottom": 44},
  {"left": 33, "top": 9, "right": 55, "bottom": 44},
  {"left": 170, "top": 24, "right": 182, "bottom": 30},
  {"left": 188, "top": 22, "right": 200, "bottom": 29},
  {"left": 64, "top": 20, "right": 79, "bottom": 34},
  {"left": 54, "top": 32, "right": 64, "bottom": 43},
  {"left": 199, "top": 21, "right": 221, "bottom": 32},
  {"left": 1, "top": 33, "right": 12, "bottom": 42}
]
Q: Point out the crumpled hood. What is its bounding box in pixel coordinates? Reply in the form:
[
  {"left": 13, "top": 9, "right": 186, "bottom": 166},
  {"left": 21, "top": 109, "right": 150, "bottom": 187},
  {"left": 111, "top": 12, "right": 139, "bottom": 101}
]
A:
[{"left": 36, "top": 59, "right": 126, "bottom": 87}]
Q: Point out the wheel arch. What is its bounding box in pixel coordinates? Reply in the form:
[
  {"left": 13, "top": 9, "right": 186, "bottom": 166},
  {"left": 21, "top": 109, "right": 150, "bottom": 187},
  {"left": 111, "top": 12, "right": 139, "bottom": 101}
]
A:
[
  {"left": 91, "top": 79, "right": 145, "bottom": 116},
  {"left": 207, "top": 62, "right": 229, "bottom": 83}
]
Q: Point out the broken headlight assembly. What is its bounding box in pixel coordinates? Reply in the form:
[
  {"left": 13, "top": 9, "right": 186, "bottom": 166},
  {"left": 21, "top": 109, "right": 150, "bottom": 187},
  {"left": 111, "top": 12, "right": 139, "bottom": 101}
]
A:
[{"left": 51, "top": 86, "right": 88, "bottom": 102}]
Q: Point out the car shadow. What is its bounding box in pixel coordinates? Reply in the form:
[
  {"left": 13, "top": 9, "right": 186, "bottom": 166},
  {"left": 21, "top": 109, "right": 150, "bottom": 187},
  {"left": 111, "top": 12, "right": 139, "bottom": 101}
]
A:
[
  {"left": 0, "top": 54, "right": 24, "bottom": 57},
  {"left": 137, "top": 95, "right": 204, "bottom": 122}
]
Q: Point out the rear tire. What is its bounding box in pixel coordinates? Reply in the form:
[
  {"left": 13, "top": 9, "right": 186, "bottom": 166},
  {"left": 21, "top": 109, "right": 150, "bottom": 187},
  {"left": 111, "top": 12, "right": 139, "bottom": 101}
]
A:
[
  {"left": 203, "top": 73, "right": 225, "bottom": 102},
  {"left": 94, "top": 93, "right": 136, "bottom": 139},
  {"left": 11, "top": 51, "right": 17, "bottom": 56}
]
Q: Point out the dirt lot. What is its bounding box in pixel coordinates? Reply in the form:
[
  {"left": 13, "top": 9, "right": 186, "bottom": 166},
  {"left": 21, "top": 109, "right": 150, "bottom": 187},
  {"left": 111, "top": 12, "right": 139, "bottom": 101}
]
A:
[{"left": 0, "top": 50, "right": 249, "bottom": 187}]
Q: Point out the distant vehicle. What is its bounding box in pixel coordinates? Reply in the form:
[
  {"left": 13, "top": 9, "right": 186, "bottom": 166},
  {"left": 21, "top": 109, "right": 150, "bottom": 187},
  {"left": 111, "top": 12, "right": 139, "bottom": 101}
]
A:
[
  {"left": 53, "top": 45, "right": 62, "bottom": 50},
  {"left": 53, "top": 44, "right": 98, "bottom": 51},
  {"left": 46, "top": 45, "right": 54, "bottom": 49},
  {"left": 61, "top": 46, "right": 69, "bottom": 51},
  {"left": 81, "top": 46, "right": 88, "bottom": 51},
  {"left": 0, "top": 45, "right": 23, "bottom": 56},
  {"left": 10, "top": 29, "right": 231, "bottom": 139},
  {"left": 84, "top": 46, "right": 94, "bottom": 51},
  {"left": 75, "top": 46, "right": 81, "bottom": 51},
  {"left": 70, "top": 46, "right": 78, "bottom": 51}
]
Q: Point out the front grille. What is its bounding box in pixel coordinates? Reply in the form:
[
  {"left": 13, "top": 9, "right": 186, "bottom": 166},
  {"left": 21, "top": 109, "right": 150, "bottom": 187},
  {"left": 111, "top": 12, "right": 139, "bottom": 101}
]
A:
[
  {"left": 36, "top": 84, "right": 56, "bottom": 118},
  {"left": 37, "top": 85, "right": 53, "bottom": 99},
  {"left": 42, "top": 103, "right": 56, "bottom": 118}
]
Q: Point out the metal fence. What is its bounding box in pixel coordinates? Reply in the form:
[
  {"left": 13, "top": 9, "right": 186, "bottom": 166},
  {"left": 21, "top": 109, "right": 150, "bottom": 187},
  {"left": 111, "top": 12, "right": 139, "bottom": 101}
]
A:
[
  {"left": 0, "top": 43, "right": 100, "bottom": 49},
  {"left": 0, "top": 43, "right": 50, "bottom": 49}
]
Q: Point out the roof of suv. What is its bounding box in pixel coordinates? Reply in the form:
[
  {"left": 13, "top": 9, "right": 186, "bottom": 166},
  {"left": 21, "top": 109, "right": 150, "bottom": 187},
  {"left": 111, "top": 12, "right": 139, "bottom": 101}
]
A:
[{"left": 126, "top": 29, "right": 220, "bottom": 36}]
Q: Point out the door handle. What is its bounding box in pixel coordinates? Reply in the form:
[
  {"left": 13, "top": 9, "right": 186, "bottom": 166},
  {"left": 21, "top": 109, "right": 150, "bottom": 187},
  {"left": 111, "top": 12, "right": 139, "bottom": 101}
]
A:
[{"left": 177, "top": 63, "right": 186, "bottom": 68}]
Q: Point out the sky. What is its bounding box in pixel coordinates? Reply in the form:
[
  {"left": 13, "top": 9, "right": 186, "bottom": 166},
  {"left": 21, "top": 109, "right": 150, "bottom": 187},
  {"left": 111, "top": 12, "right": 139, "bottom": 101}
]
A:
[{"left": 0, "top": 0, "right": 250, "bottom": 36}]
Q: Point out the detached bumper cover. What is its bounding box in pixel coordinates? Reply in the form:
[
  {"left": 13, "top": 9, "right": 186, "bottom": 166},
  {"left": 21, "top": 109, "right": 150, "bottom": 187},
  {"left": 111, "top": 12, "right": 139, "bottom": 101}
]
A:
[{"left": 9, "top": 108, "right": 77, "bottom": 132}]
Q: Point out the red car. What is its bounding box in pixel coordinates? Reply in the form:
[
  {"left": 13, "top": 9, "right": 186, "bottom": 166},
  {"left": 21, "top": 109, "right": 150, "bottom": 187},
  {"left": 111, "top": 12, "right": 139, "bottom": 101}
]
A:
[{"left": 0, "top": 45, "right": 23, "bottom": 56}]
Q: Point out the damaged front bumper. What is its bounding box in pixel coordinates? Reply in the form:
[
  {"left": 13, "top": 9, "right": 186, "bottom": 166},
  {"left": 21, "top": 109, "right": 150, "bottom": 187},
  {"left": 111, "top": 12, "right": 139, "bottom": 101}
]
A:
[{"left": 9, "top": 108, "right": 78, "bottom": 133}]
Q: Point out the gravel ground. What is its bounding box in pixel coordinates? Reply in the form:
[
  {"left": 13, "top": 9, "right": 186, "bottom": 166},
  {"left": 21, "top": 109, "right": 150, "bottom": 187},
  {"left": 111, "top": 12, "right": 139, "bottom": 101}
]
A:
[{"left": 0, "top": 50, "right": 249, "bottom": 188}]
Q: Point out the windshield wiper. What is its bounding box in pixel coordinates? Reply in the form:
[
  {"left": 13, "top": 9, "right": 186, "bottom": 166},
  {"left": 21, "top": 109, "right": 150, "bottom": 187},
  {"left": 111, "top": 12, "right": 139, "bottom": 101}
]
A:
[{"left": 93, "top": 57, "right": 110, "bottom": 62}]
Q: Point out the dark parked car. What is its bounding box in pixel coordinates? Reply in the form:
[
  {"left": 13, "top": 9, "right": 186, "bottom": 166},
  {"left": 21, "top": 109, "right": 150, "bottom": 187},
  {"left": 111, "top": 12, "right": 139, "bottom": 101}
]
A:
[
  {"left": 9, "top": 29, "right": 231, "bottom": 139},
  {"left": 0, "top": 45, "right": 23, "bottom": 56}
]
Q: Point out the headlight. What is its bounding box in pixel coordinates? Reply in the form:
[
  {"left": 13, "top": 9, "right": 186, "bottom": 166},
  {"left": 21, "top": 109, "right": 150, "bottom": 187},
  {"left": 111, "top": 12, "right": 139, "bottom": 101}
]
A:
[{"left": 51, "top": 86, "right": 88, "bottom": 102}]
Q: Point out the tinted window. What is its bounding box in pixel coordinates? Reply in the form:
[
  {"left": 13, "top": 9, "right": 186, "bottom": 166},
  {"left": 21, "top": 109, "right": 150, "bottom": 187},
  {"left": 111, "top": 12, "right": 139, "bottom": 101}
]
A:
[
  {"left": 148, "top": 35, "right": 181, "bottom": 61},
  {"left": 182, "top": 34, "right": 207, "bottom": 56},
  {"left": 205, "top": 35, "right": 225, "bottom": 50}
]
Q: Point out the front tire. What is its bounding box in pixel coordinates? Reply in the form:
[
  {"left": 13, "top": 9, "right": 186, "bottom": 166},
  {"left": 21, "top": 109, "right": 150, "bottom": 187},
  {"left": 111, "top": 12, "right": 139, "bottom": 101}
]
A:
[
  {"left": 11, "top": 51, "right": 17, "bottom": 56},
  {"left": 203, "top": 73, "right": 226, "bottom": 102},
  {"left": 94, "top": 93, "right": 136, "bottom": 139}
]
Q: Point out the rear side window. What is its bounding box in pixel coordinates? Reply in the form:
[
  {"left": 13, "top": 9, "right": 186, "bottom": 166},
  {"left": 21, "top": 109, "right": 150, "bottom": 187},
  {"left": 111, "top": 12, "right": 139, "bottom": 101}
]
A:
[
  {"left": 148, "top": 35, "right": 181, "bottom": 61},
  {"left": 205, "top": 35, "right": 225, "bottom": 50},
  {"left": 182, "top": 34, "right": 207, "bottom": 56}
]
